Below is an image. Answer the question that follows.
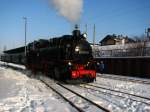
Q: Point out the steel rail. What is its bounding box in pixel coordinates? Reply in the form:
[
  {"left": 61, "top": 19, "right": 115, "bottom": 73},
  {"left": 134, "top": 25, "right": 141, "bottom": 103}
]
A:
[
  {"left": 98, "top": 74, "right": 150, "bottom": 85},
  {"left": 57, "top": 83, "right": 110, "bottom": 112},
  {"left": 83, "top": 84, "right": 150, "bottom": 105},
  {"left": 40, "top": 79, "right": 85, "bottom": 112}
]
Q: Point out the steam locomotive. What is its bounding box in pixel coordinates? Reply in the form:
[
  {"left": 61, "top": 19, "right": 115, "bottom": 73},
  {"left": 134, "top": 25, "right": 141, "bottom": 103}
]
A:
[{"left": 1, "top": 26, "right": 96, "bottom": 82}]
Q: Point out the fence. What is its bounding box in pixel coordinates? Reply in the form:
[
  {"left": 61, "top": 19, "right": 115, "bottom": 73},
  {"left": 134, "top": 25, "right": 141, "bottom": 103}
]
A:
[{"left": 92, "top": 42, "right": 150, "bottom": 58}]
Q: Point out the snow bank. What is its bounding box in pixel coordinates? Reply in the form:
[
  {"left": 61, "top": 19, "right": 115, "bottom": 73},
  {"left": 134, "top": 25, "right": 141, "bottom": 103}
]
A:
[
  {"left": 1, "top": 61, "right": 150, "bottom": 112},
  {"left": 0, "top": 61, "right": 25, "bottom": 70},
  {"left": 0, "top": 66, "right": 77, "bottom": 112},
  {"left": 96, "top": 73, "right": 150, "bottom": 98}
]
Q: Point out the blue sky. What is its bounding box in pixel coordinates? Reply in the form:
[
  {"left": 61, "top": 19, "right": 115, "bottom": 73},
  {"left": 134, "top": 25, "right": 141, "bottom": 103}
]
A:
[{"left": 0, "top": 0, "right": 150, "bottom": 51}]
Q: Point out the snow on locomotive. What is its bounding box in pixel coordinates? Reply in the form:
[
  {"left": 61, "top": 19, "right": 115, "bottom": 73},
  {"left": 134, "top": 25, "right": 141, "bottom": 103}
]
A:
[{"left": 2, "top": 26, "right": 96, "bottom": 82}]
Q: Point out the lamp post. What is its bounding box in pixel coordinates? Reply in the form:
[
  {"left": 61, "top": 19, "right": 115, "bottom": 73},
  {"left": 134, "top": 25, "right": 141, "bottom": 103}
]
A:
[
  {"left": 23, "top": 17, "right": 27, "bottom": 56},
  {"left": 93, "top": 24, "right": 96, "bottom": 46}
]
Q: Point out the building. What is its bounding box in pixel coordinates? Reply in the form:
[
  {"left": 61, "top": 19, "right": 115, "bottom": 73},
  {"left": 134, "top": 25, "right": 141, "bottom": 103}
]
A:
[{"left": 99, "top": 34, "right": 135, "bottom": 46}]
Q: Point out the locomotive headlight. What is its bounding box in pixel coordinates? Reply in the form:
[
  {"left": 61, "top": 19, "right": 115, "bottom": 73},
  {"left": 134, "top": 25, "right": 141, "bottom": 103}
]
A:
[
  {"left": 68, "top": 62, "right": 72, "bottom": 66},
  {"left": 75, "top": 46, "right": 79, "bottom": 52},
  {"left": 83, "top": 33, "right": 87, "bottom": 38},
  {"left": 87, "top": 62, "right": 90, "bottom": 66}
]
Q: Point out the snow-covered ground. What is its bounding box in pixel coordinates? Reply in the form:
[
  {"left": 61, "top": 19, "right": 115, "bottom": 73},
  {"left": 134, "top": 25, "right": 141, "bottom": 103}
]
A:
[
  {"left": 0, "top": 61, "right": 150, "bottom": 112},
  {"left": 0, "top": 65, "right": 77, "bottom": 112},
  {"left": 96, "top": 74, "right": 150, "bottom": 98}
]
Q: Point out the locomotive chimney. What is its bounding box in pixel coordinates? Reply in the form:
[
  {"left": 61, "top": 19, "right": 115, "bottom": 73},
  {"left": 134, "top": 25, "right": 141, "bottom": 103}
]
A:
[{"left": 72, "top": 24, "right": 81, "bottom": 39}]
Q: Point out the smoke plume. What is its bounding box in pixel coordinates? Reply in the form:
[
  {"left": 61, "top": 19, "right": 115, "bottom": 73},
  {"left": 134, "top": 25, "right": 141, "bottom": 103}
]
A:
[{"left": 50, "top": 0, "right": 83, "bottom": 22}]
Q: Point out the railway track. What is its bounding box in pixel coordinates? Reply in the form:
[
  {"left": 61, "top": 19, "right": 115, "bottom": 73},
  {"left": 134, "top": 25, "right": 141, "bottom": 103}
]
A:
[
  {"left": 0, "top": 63, "right": 110, "bottom": 111},
  {"left": 2, "top": 61, "right": 150, "bottom": 85},
  {"left": 40, "top": 78, "right": 110, "bottom": 112},
  {"left": 97, "top": 74, "right": 150, "bottom": 85},
  {"left": 1, "top": 62, "right": 150, "bottom": 111},
  {"left": 79, "top": 83, "right": 150, "bottom": 106}
]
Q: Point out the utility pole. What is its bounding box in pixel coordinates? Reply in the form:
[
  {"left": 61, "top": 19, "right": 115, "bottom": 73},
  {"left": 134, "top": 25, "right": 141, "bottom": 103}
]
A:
[
  {"left": 148, "top": 28, "right": 150, "bottom": 38},
  {"left": 3, "top": 45, "right": 7, "bottom": 51},
  {"left": 93, "top": 24, "right": 96, "bottom": 46},
  {"left": 85, "top": 24, "right": 87, "bottom": 33},
  {"left": 23, "top": 17, "right": 27, "bottom": 56}
]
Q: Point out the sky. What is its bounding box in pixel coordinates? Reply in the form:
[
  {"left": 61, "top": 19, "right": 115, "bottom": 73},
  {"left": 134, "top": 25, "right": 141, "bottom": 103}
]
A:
[{"left": 0, "top": 0, "right": 150, "bottom": 52}]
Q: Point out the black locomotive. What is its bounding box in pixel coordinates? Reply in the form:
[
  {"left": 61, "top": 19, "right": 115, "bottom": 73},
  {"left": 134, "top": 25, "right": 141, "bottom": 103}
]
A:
[{"left": 1, "top": 26, "right": 96, "bottom": 82}]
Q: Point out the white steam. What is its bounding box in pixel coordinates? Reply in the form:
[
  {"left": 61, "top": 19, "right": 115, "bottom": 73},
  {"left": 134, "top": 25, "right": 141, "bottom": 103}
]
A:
[{"left": 50, "top": 0, "right": 83, "bottom": 22}]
